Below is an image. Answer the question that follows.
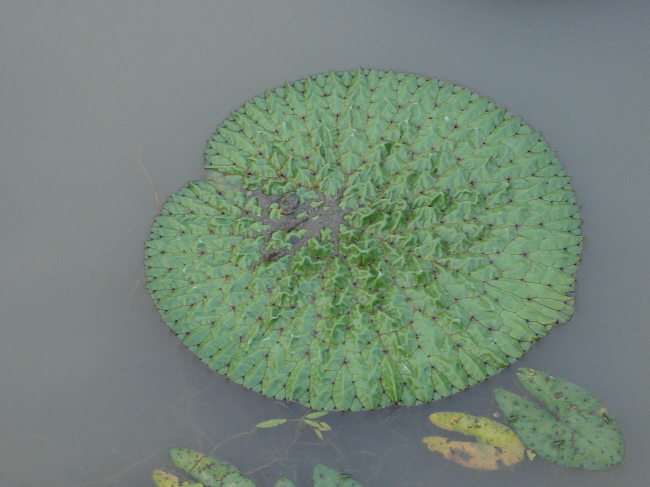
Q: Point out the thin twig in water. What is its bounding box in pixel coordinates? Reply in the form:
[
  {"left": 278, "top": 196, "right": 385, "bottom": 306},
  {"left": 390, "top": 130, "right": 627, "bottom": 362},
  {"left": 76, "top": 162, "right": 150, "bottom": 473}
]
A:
[
  {"left": 123, "top": 271, "right": 144, "bottom": 318},
  {"left": 136, "top": 143, "right": 161, "bottom": 213},
  {"left": 125, "top": 143, "right": 160, "bottom": 315}
]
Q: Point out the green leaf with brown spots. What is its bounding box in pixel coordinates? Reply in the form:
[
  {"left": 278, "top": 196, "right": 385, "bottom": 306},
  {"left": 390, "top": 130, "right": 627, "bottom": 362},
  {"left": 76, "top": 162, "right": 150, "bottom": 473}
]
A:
[{"left": 495, "top": 368, "right": 624, "bottom": 470}]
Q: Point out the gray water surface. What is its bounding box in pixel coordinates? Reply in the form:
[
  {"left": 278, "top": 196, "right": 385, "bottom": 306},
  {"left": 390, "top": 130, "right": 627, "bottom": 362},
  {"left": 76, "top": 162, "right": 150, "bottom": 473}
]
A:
[{"left": 2, "top": 2, "right": 649, "bottom": 486}]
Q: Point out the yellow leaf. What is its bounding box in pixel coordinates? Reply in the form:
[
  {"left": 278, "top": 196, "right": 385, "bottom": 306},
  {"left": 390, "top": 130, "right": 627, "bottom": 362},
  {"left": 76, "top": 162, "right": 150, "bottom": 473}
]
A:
[
  {"left": 423, "top": 412, "right": 524, "bottom": 470},
  {"left": 314, "top": 428, "right": 324, "bottom": 440},
  {"left": 152, "top": 470, "right": 180, "bottom": 487}
]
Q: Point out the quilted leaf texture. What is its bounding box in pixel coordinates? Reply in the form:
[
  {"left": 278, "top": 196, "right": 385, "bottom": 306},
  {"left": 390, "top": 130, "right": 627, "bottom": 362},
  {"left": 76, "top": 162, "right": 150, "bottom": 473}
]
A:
[{"left": 145, "top": 70, "right": 582, "bottom": 411}]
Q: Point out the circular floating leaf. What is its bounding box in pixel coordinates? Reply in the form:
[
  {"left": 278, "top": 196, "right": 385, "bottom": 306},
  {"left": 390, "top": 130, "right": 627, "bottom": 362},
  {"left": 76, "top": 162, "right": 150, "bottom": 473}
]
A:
[
  {"left": 495, "top": 368, "right": 624, "bottom": 470},
  {"left": 145, "top": 69, "right": 582, "bottom": 411}
]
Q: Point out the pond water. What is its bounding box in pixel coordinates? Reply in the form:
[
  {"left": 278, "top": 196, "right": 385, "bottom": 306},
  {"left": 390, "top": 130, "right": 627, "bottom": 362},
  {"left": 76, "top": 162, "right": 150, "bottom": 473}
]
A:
[{"left": 2, "top": 2, "right": 649, "bottom": 486}]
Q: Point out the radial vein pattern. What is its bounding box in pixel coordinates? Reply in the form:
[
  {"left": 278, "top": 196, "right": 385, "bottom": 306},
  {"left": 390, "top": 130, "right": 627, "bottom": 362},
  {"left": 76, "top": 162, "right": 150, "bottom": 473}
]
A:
[{"left": 145, "top": 69, "right": 582, "bottom": 411}]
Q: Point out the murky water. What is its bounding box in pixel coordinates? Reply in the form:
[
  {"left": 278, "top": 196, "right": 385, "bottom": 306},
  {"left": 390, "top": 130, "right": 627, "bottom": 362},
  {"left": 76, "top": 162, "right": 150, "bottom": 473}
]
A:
[{"left": 2, "top": 2, "right": 649, "bottom": 486}]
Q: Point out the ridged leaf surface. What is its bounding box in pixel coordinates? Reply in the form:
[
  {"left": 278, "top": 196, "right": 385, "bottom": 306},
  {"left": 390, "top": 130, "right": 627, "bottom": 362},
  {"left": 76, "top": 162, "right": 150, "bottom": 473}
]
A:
[{"left": 145, "top": 69, "right": 582, "bottom": 411}]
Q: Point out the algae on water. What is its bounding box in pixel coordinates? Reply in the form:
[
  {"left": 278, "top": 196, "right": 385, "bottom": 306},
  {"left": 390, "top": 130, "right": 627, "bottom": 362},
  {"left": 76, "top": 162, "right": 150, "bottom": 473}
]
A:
[{"left": 145, "top": 69, "right": 582, "bottom": 411}]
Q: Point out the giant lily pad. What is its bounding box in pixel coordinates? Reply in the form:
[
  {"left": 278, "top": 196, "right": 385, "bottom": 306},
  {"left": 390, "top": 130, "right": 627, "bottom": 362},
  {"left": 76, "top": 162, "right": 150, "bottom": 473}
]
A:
[
  {"left": 145, "top": 69, "right": 582, "bottom": 411},
  {"left": 495, "top": 368, "right": 624, "bottom": 470}
]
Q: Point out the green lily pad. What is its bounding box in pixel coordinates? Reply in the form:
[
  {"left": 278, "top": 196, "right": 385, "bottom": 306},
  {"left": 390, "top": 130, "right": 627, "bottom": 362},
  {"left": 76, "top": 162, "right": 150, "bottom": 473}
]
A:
[
  {"left": 145, "top": 69, "right": 582, "bottom": 411},
  {"left": 494, "top": 368, "right": 624, "bottom": 470}
]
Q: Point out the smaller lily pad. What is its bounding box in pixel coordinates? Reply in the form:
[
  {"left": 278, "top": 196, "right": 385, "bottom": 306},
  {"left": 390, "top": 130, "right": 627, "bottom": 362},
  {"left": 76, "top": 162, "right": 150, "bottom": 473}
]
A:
[
  {"left": 494, "top": 368, "right": 624, "bottom": 470},
  {"left": 423, "top": 412, "right": 524, "bottom": 470},
  {"left": 170, "top": 448, "right": 255, "bottom": 487}
]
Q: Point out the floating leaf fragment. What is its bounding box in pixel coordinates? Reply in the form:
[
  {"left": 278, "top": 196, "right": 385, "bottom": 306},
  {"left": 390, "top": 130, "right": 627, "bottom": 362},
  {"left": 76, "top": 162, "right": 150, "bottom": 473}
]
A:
[
  {"left": 152, "top": 469, "right": 205, "bottom": 487},
  {"left": 494, "top": 368, "right": 624, "bottom": 470},
  {"left": 313, "top": 464, "right": 363, "bottom": 487},
  {"left": 152, "top": 470, "right": 181, "bottom": 487},
  {"left": 169, "top": 448, "right": 255, "bottom": 487},
  {"left": 145, "top": 69, "right": 582, "bottom": 411},
  {"left": 255, "top": 418, "right": 287, "bottom": 428},
  {"left": 255, "top": 414, "right": 331, "bottom": 439},
  {"left": 306, "top": 411, "right": 329, "bottom": 419},
  {"left": 303, "top": 419, "right": 322, "bottom": 429},
  {"left": 423, "top": 412, "right": 524, "bottom": 470}
]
